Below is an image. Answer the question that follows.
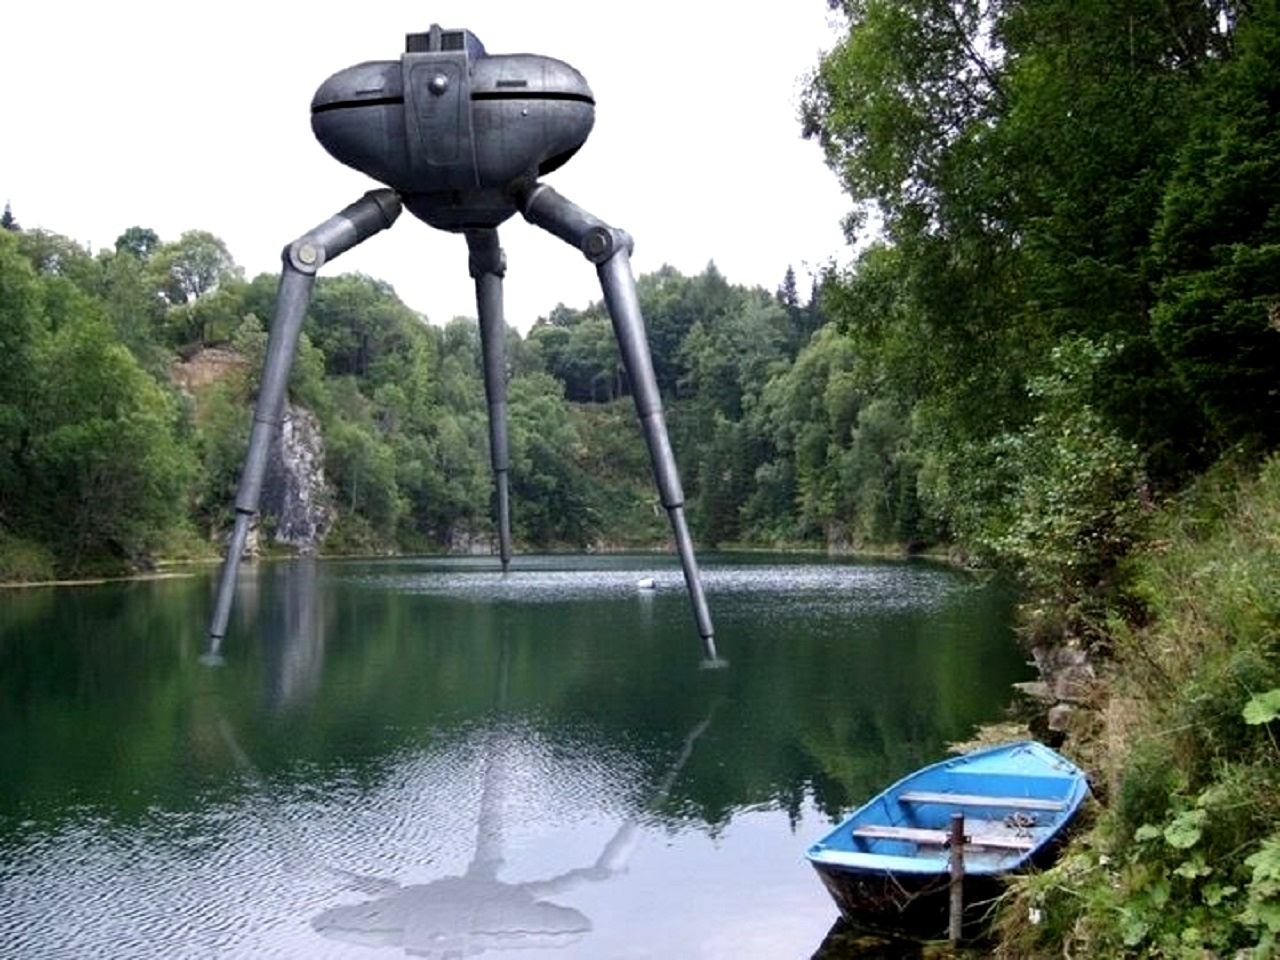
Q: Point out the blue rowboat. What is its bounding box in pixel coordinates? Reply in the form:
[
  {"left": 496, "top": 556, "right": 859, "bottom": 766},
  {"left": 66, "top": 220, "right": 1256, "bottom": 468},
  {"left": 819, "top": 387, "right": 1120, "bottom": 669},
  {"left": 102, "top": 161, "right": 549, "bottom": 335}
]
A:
[{"left": 806, "top": 740, "right": 1089, "bottom": 933}]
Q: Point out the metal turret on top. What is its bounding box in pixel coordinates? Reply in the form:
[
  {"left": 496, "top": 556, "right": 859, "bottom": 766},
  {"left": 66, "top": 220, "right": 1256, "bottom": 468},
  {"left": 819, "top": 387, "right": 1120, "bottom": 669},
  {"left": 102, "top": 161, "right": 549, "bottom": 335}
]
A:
[{"left": 206, "top": 26, "right": 719, "bottom": 665}]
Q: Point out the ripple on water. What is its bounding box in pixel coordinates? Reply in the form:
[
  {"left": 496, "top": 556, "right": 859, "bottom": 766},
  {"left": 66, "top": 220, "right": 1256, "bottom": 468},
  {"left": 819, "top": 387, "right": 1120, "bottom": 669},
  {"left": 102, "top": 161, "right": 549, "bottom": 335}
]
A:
[
  {"left": 333, "top": 558, "right": 966, "bottom": 615},
  {"left": 0, "top": 720, "right": 654, "bottom": 958}
]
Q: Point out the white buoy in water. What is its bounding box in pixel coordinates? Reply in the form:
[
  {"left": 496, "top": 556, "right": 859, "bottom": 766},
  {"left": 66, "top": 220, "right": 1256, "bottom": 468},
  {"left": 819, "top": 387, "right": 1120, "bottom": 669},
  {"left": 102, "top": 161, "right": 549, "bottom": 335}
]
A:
[{"left": 636, "top": 577, "right": 656, "bottom": 590}]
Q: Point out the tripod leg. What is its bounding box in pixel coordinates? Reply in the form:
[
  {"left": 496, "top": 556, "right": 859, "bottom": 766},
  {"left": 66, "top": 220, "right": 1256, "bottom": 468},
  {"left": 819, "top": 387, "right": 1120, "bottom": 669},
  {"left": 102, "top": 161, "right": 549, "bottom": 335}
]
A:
[
  {"left": 207, "top": 190, "right": 401, "bottom": 654},
  {"left": 517, "top": 183, "right": 719, "bottom": 663},
  {"left": 467, "top": 229, "right": 513, "bottom": 572}
]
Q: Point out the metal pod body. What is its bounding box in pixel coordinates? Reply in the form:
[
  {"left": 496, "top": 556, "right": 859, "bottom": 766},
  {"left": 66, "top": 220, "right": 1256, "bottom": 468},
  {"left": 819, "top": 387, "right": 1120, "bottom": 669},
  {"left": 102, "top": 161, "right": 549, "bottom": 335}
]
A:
[{"left": 311, "top": 26, "right": 595, "bottom": 231}]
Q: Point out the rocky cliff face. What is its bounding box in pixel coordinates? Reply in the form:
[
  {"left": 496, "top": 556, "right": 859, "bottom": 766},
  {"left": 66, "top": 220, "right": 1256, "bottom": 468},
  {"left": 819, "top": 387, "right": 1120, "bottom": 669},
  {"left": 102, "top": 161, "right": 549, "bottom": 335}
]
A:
[
  {"left": 260, "top": 402, "right": 333, "bottom": 553},
  {"left": 172, "top": 350, "right": 335, "bottom": 557}
]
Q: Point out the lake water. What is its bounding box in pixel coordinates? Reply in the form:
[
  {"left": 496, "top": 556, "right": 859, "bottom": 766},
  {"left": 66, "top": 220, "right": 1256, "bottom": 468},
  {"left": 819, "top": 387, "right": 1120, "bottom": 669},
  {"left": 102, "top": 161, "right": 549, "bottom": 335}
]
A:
[{"left": 0, "top": 554, "right": 1028, "bottom": 958}]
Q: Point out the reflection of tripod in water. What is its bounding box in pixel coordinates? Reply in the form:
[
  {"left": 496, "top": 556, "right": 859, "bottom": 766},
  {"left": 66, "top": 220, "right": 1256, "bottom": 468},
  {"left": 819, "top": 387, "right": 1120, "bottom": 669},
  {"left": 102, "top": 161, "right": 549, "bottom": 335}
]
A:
[{"left": 311, "top": 662, "right": 715, "bottom": 956}]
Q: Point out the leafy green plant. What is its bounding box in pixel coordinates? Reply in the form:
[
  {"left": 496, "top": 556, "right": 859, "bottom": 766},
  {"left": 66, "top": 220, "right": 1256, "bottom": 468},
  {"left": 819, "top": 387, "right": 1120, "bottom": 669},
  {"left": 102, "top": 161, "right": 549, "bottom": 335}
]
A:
[
  {"left": 1244, "top": 689, "right": 1280, "bottom": 727},
  {"left": 998, "top": 454, "right": 1280, "bottom": 956}
]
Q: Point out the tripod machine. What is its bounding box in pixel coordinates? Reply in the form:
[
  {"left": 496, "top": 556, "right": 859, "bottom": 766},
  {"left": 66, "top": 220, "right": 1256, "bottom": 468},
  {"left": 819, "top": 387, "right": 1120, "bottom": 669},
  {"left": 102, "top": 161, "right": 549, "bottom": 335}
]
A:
[{"left": 207, "top": 25, "right": 717, "bottom": 662}]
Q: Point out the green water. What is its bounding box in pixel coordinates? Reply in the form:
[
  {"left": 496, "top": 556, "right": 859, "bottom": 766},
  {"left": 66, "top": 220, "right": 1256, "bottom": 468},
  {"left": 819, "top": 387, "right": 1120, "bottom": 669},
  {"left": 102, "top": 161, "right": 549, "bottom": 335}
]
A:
[{"left": 0, "top": 553, "right": 1028, "bottom": 958}]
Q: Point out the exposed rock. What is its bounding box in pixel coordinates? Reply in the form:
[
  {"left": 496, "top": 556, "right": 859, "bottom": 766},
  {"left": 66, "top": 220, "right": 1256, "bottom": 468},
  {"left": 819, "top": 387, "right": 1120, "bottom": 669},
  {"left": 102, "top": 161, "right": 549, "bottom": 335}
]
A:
[
  {"left": 1013, "top": 680, "right": 1053, "bottom": 702},
  {"left": 261, "top": 402, "right": 333, "bottom": 553},
  {"left": 170, "top": 347, "right": 248, "bottom": 392},
  {"left": 1047, "top": 702, "right": 1076, "bottom": 734},
  {"left": 242, "top": 523, "right": 261, "bottom": 559},
  {"left": 1031, "top": 643, "right": 1097, "bottom": 704},
  {"left": 447, "top": 527, "right": 496, "bottom": 556}
]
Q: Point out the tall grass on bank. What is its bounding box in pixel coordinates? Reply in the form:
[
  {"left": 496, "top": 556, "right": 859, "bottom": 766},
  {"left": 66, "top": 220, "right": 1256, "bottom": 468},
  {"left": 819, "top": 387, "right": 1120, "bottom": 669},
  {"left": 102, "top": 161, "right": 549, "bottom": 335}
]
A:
[{"left": 997, "top": 454, "right": 1280, "bottom": 957}]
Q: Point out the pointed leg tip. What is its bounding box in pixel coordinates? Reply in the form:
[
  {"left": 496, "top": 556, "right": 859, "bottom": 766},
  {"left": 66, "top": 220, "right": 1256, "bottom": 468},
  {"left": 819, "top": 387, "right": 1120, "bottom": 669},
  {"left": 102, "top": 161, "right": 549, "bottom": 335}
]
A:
[{"left": 699, "top": 637, "right": 726, "bottom": 669}]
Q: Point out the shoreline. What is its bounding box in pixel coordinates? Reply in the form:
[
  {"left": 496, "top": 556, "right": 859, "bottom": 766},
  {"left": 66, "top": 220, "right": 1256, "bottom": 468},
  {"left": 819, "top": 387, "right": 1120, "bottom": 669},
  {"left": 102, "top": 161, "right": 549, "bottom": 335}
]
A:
[{"left": 0, "top": 569, "right": 204, "bottom": 589}]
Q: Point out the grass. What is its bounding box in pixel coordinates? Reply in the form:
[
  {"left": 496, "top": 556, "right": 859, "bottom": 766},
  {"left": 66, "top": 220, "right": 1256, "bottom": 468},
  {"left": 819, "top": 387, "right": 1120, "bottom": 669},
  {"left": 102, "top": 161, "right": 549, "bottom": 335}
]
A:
[{"left": 993, "top": 453, "right": 1280, "bottom": 956}]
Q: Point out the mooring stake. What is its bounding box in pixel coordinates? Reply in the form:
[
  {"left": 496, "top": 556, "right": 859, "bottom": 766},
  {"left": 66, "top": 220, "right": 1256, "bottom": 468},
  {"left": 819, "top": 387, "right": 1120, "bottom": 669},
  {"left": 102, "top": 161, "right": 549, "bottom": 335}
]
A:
[{"left": 948, "top": 812, "right": 966, "bottom": 945}]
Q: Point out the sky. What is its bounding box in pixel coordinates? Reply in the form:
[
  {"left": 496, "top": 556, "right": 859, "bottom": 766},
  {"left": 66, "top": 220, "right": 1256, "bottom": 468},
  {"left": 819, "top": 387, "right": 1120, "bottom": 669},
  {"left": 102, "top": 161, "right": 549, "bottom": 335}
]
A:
[{"left": 2, "top": 2, "right": 852, "bottom": 332}]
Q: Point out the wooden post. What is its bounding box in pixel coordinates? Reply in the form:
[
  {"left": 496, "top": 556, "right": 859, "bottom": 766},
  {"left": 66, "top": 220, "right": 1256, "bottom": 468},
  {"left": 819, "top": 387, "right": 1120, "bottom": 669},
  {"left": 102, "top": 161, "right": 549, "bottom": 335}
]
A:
[{"left": 948, "top": 812, "right": 965, "bottom": 945}]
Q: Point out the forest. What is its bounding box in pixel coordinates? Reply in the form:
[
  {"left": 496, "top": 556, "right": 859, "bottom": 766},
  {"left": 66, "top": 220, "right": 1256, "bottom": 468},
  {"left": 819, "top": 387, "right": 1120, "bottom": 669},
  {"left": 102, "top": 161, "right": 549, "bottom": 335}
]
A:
[
  {"left": 0, "top": 217, "right": 833, "bottom": 577},
  {"left": 2, "top": 0, "right": 1279, "bottom": 952}
]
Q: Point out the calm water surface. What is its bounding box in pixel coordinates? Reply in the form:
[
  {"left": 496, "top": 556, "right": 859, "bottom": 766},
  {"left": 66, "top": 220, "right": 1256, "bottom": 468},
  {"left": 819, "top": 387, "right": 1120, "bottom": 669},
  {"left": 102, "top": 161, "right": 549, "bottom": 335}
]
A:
[{"left": 0, "top": 554, "right": 1028, "bottom": 958}]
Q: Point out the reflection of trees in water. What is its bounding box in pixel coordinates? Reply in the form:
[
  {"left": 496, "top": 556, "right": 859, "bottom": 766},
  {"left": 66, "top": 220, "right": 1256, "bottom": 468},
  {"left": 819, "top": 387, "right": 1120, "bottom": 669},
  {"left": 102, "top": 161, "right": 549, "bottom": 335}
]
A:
[
  {"left": 218, "top": 558, "right": 1020, "bottom": 836},
  {"left": 794, "top": 587, "right": 1026, "bottom": 818},
  {"left": 537, "top": 572, "right": 1024, "bottom": 827}
]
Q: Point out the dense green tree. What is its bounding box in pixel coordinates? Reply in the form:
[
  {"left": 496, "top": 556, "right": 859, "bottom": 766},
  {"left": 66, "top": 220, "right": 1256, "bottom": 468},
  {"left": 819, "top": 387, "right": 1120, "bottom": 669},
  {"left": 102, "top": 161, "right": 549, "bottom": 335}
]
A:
[
  {"left": 114, "top": 226, "right": 159, "bottom": 260},
  {"left": 799, "top": 0, "right": 1273, "bottom": 571},
  {"left": 307, "top": 273, "right": 420, "bottom": 380},
  {"left": 802, "top": 0, "right": 1007, "bottom": 243},
  {"left": 776, "top": 265, "right": 798, "bottom": 311},
  {"left": 634, "top": 264, "right": 704, "bottom": 395},
  {"left": 0, "top": 231, "right": 43, "bottom": 526},
  {"left": 189, "top": 377, "right": 250, "bottom": 537},
  {"left": 152, "top": 230, "right": 241, "bottom": 305},
  {"left": 993, "top": 0, "right": 1227, "bottom": 475},
  {"left": 1149, "top": 0, "right": 1280, "bottom": 452},
  {"left": 691, "top": 413, "right": 751, "bottom": 546},
  {"left": 14, "top": 229, "right": 103, "bottom": 298},
  {"left": 146, "top": 231, "right": 244, "bottom": 346},
  {"left": 95, "top": 245, "right": 167, "bottom": 369},
  {"left": 748, "top": 324, "right": 861, "bottom": 540},
  {"left": 26, "top": 317, "right": 192, "bottom": 571},
  {"left": 802, "top": 0, "right": 1035, "bottom": 552},
  {"left": 163, "top": 282, "right": 246, "bottom": 350},
  {"left": 675, "top": 286, "right": 790, "bottom": 541},
  {"left": 527, "top": 305, "right": 627, "bottom": 403},
  {"left": 380, "top": 318, "right": 488, "bottom": 547},
  {"left": 507, "top": 372, "right": 598, "bottom": 546},
  {"left": 775, "top": 264, "right": 825, "bottom": 353},
  {"left": 680, "top": 290, "right": 787, "bottom": 421},
  {"left": 326, "top": 417, "right": 404, "bottom": 543}
]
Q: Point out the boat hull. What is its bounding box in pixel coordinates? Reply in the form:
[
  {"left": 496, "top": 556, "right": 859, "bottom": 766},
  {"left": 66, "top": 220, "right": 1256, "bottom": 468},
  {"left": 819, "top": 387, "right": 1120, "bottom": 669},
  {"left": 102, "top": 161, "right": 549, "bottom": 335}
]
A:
[{"left": 811, "top": 859, "right": 1002, "bottom": 935}]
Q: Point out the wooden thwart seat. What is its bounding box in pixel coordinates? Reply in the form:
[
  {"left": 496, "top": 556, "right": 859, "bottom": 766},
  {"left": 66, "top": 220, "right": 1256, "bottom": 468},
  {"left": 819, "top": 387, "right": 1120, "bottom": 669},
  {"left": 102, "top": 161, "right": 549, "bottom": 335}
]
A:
[
  {"left": 852, "top": 823, "right": 1036, "bottom": 851},
  {"left": 899, "top": 790, "right": 1067, "bottom": 812}
]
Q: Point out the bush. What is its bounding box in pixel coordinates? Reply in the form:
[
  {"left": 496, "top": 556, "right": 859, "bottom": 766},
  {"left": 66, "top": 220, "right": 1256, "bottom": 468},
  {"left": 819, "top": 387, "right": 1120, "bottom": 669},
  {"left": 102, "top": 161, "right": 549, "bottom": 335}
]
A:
[
  {"left": 998, "top": 454, "right": 1280, "bottom": 956},
  {"left": 0, "top": 534, "right": 56, "bottom": 582}
]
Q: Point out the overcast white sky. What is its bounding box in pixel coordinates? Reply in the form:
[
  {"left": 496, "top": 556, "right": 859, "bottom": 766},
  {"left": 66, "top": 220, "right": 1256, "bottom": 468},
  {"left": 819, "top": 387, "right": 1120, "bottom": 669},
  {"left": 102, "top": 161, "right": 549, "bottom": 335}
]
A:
[{"left": 2, "top": 2, "right": 851, "bottom": 332}]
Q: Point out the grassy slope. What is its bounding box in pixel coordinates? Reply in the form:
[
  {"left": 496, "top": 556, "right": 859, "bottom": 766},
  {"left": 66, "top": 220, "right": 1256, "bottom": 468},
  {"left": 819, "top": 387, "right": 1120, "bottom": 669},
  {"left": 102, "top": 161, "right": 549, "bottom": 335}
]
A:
[{"left": 996, "top": 455, "right": 1280, "bottom": 956}]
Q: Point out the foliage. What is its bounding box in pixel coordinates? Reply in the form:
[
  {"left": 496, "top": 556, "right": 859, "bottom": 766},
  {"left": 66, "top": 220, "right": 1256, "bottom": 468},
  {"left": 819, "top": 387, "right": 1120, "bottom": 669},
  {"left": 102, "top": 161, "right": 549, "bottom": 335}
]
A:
[
  {"left": 0, "top": 533, "right": 54, "bottom": 582},
  {"left": 507, "top": 372, "right": 598, "bottom": 546},
  {"left": 1, "top": 0, "right": 1276, "bottom": 604},
  {"left": 26, "top": 318, "right": 193, "bottom": 570},
  {"left": 794, "top": 9, "right": 1280, "bottom": 949},
  {"left": 979, "top": 338, "right": 1148, "bottom": 640},
  {"left": 998, "top": 455, "right": 1280, "bottom": 956},
  {"left": 524, "top": 263, "right": 833, "bottom": 548},
  {"left": 4, "top": 4, "right": 1280, "bottom": 955},
  {"left": 0, "top": 231, "right": 42, "bottom": 517},
  {"left": 188, "top": 378, "right": 249, "bottom": 536},
  {"left": 1244, "top": 689, "right": 1280, "bottom": 726},
  {"left": 0, "top": 229, "right": 195, "bottom": 575},
  {"left": 151, "top": 230, "right": 241, "bottom": 307},
  {"left": 1148, "top": 0, "right": 1280, "bottom": 452},
  {"left": 797, "top": 0, "right": 1280, "bottom": 636}
]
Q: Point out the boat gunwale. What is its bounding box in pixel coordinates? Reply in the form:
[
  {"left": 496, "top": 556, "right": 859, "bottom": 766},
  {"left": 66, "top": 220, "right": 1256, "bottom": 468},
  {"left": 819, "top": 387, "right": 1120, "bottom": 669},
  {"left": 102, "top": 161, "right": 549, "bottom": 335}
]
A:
[{"left": 805, "top": 740, "right": 1089, "bottom": 878}]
